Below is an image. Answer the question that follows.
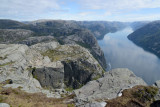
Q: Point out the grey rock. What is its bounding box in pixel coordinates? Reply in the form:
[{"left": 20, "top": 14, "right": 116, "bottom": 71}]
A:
[
  {"left": 32, "top": 67, "right": 64, "bottom": 89},
  {"left": 30, "top": 41, "right": 59, "bottom": 52},
  {"left": 154, "top": 80, "right": 160, "bottom": 88},
  {"left": 84, "top": 102, "right": 107, "bottom": 107},
  {"left": 153, "top": 80, "right": 160, "bottom": 100},
  {"left": 0, "top": 103, "right": 10, "bottom": 107},
  {"left": 57, "top": 29, "right": 107, "bottom": 69},
  {"left": 19, "top": 36, "right": 55, "bottom": 46},
  {"left": 74, "top": 68, "right": 147, "bottom": 106},
  {"left": 0, "top": 29, "right": 33, "bottom": 44},
  {"left": 0, "top": 41, "right": 103, "bottom": 97}
]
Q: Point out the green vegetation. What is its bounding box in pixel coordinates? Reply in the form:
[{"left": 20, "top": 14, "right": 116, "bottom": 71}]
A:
[
  {"left": 67, "top": 104, "right": 74, "bottom": 107},
  {"left": 0, "top": 61, "right": 15, "bottom": 67},
  {"left": 0, "top": 55, "right": 7, "bottom": 60},
  {"left": 0, "top": 95, "right": 4, "bottom": 103},
  {"left": 0, "top": 84, "right": 75, "bottom": 107},
  {"left": 128, "top": 21, "right": 160, "bottom": 58},
  {"left": 134, "top": 86, "right": 158, "bottom": 102},
  {"left": 65, "top": 87, "right": 74, "bottom": 92},
  {"left": 32, "top": 67, "right": 38, "bottom": 80},
  {"left": 75, "top": 41, "right": 91, "bottom": 49},
  {"left": 93, "top": 75, "right": 101, "bottom": 80},
  {"left": 41, "top": 46, "right": 85, "bottom": 62},
  {"left": 106, "top": 85, "right": 159, "bottom": 107},
  {"left": 26, "top": 67, "right": 33, "bottom": 71}
]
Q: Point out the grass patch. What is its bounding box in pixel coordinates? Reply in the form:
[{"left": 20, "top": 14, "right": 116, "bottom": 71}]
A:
[
  {"left": 41, "top": 46, "right": 84, "bottom": 62},
  {"left": 106, "top": 85, "right": 159, "bottom": 107},
  {"left": 0, "top": 61, "right": 15, "bottom": 67},
  {"left": 93, "top": 75, "right": 101, "bottom": 80},
  {"left": 0, "top": 85, "right": 75, "bottom": 107},
  {"left": 0, "top": 55, "right": 8, "bottom": 60},
  {"left": 65, "top": 87, "right": 74, "bottom": 92},
  {"left": 75, "top": 41, "right": 91, "bottom": 49},
  {"left": 67, "top": 104, "right": 74, "bottom": 107}
]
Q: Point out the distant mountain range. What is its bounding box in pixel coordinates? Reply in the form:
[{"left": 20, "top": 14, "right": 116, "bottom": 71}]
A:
[
  {"left": 128, "top": 20, "right": 160, "bottom": 58},
  {"left": 0, "top": 19, "right": 128, "bottom": 40}
]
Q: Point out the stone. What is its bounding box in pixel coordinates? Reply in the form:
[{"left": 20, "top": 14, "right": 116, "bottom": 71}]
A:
[
  {"left": 74, "top": 68, "right": 147, "bottom": 106},
  {"left": 0, "top": 103, "right": 10, "bottom": 107},
  {"left": 0, "top": 41, "right": 104, "bottom": 98},
  {"left": 153, "top": 80, "right": 160, "bottom": 100},
  {"left": 32, "top": 67, "right": 64, "bottom": 89}
]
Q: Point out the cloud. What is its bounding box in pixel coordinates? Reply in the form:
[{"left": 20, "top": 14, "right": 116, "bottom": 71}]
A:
[
  {"left": 0, "top": 0, "right": 61, "bottom": 17},
  {"left": 77, "top": 0, "right": 160, "bottom": 12},
  {"left": 0, "top": 0, "right": 160, "bottom": 21}
]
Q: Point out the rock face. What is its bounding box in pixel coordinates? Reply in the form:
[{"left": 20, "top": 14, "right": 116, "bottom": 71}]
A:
[
  {"left": 0, "top": 41, "right": 104, "bottom": 97},
  {"left": 39, "top": 43, "right": 104, "bottom": 89},
  {"left": 57, "top": 29, "right": 107, "bottom": 69},
  {"left": 74, "top": 68, "right": 147, "bottom": 106},
  {"left": 32, "top": 67, "right": 64, "bottom": 89},
  {"left": 128, "top": 21, "right": 160, "bottom": 58}
]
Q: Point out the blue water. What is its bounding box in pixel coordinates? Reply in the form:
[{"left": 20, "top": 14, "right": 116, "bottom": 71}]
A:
[{"left": 98, "top": 27, "right": 160, "bottom": 85}]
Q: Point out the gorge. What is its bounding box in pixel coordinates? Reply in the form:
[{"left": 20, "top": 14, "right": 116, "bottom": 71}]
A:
[
  {"left": 98, "top": 27, "right": 160, "bottom": 85},
  {"left": 0, "top": 19, "right": 160, "bottom": 107}
]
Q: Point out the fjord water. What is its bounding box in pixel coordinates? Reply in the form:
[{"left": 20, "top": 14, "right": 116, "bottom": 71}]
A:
[{"left": 98, "top": 27, "right": 160, "bottom": 85}]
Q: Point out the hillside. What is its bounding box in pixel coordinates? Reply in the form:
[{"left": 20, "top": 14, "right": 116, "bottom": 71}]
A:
[
  {"left": 0, "top": 19, "right": 107, "bottom": 69},
  {"left": 77, "top": 21, "right": 127, "bottom": 39},
  {"left": 130, "top": 21, "right": 150, "bottom": 31},
  {"left": 128, "top": 21, "right": 160, "bottom": 58}
]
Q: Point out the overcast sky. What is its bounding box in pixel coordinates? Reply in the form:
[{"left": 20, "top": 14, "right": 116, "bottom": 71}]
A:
[{"left": 0, "top": 0, "right": 160, "bottom": 21}]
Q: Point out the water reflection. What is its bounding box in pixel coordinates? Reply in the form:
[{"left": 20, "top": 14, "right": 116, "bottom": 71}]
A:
[{"left": 98, "top": 27, "right": 160, "bottom": 85}]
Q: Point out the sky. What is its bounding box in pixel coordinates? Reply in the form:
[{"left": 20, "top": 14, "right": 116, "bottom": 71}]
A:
[{"left": 0, "top": 0, "right": 160, "bottom": 21}]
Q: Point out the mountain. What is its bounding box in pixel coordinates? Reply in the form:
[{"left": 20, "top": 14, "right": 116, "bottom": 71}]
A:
[
  {"left": 128, "top": 21, "right": 160, "bottom": 58},
  {"left": 0, "top": 19, "right": 160, "bottom": 107},
  {"left": 0, "top": 19, "right": 118, "bottom": 69},
  {"left": 0, "top": 19, "right": 25, "bottom": 29},
  {"left": 0, "top": 29, "right": 34, "bottom": 43},
  {"left": 130, "top": 21, "right": 150, "bottom": 31},
  {"left": 77, "top": 21, "right": 127, "bottom": 39}
]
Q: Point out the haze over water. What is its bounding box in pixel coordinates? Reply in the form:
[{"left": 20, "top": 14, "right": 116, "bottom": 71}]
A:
[{"left": 98, "top": 27, "right": 160, "bottom": 85}]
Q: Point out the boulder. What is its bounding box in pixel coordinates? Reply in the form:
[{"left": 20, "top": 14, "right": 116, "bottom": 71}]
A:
[
  {"left": 0, "top": 103, "right": 10, "bottom": 107},
  {"left": 74, "top": 68, "right": 147, "bottom": 106},
  {"left": 32, "top": 67, "right": 64, "bottom": 89}
]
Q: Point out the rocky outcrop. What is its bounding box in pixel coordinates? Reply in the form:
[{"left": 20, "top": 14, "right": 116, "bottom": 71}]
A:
[
  {"left": 74, "top": 68, "right": 147, "bottom": 106},
  {"left": 0, "top": 19, "right": 107, "bottom": 70},
  {"left": 32, "top": 67, "right": 64, "bottom": 89},
  {"left": 39, "top": 43, "right": 104, "bottom": 89},
  {"left": 0, "top": 41, "right": 104, "bottom": 97},
  {"left": 57, "top": 29, "right": 107, "bottom": 69},
  {"left": 19, "top": 36, "right": 55, "bottom": 46},
  {"left": 0, "top": 29, "right": 34, "bottom": 44},
  {"left": 153, "top": 80, "right": 160, "bottom": 100}
]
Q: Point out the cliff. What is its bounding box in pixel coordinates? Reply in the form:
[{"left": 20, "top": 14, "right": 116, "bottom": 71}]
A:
[
  {"left": 0, "top": 41, "right": 104, "bottom": 95},
  {"left": 0, "top": 19, "right": 107, "bottom": 69}
]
